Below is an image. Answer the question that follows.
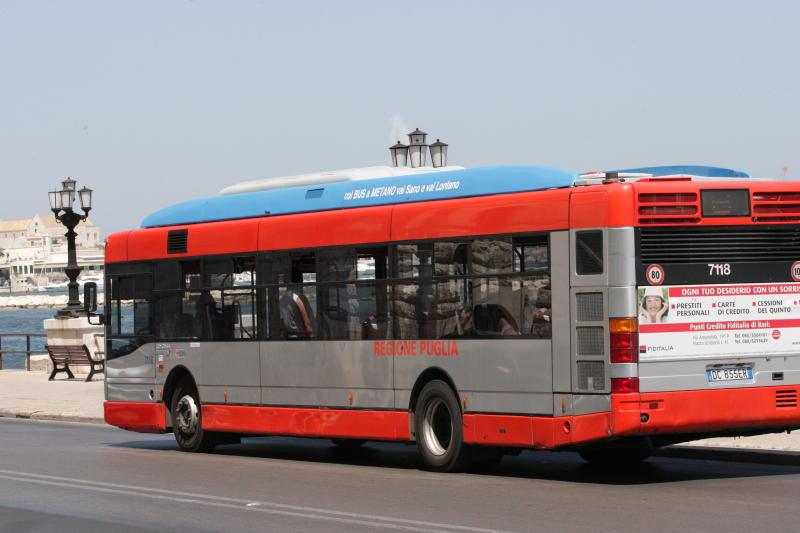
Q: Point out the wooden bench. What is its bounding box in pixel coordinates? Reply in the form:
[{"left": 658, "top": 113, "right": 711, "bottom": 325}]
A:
[{"left": 46, "top": 344, "right": 105, "bottom": 382}]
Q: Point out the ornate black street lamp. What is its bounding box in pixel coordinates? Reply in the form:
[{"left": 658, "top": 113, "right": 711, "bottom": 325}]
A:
[{"left": 48, "top": 177, "right": 93, "bottom": 317}]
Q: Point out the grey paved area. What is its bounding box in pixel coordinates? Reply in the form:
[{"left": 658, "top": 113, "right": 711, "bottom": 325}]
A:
[
  {"left": 0, "top": 370, "right": 104, "bottom": 423},
  {"left": 1, "top": 369, "right": 800, "bottom": 453},
  {"left": 2, "top": 418, "right": 800, "bottom": 532}
]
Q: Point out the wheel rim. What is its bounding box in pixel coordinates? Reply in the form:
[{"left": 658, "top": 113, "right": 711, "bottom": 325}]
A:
[
  {"left": 422, "top": 397, "right": 453, "bottom": 456},
  {"left": 176, "top": 394, "right": 199, "bottom": 436}
]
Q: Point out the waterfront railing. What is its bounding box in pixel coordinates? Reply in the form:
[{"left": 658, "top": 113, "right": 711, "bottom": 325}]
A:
[{"left": 0, "top": 333, "right": 47, "bottom": 371}]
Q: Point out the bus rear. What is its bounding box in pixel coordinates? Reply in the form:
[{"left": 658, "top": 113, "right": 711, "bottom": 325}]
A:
[{"left": 581, "top": 178, "right": 800, "bottom": 451}]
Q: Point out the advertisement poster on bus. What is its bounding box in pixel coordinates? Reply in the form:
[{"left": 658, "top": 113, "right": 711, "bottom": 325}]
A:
[{"left": 638, "top": 282, "right": 800, "bottom": 360}]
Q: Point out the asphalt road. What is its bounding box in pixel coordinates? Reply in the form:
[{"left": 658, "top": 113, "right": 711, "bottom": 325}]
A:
[{"left": 1, "top": 419, "right": 800, "bottom": 532}]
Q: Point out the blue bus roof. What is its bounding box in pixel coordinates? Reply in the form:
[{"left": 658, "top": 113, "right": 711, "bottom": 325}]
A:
[
  {"left": 607, "top": 165, "right": 751, "bottom": 178},
  {"left": 140, "top": 165, "right": 579, "bottom": 228}
]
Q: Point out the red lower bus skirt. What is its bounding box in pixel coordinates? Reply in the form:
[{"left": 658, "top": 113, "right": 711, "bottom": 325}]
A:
[{"left": 104, "top": 385, "right": 800, "bottom": 447}]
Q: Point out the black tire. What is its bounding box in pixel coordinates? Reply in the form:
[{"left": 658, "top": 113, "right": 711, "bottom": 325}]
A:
[
  {"left": 414, "top": 380, "right": 471, "bottom": 472},
  {"left": 171, "top": 378, "right": 216, "bottom": 453},
  {"left": 331, "top": 438, "right": 366, "bottom": 449},
  {"left": 578, "top": 440, "right": 651, "bottom": 465}
]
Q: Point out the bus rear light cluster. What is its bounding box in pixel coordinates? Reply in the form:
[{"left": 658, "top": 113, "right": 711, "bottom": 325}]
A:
[
  {"left": 610, "top": 318, "right": 638, "bottom": 364},
  {"left": 752, "top": 191, "right": 800, "bottom": 223},
  {"left": 611, "top": 377, "right": 640, "bottom": 393},
  {"left": 637, "top": 192, "right": 700, "bottom": 225}
]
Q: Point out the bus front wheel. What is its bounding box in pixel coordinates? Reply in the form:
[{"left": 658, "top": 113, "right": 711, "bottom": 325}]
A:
[
  {"left": 414, "top": 380, "right": 471, "bottom": 472},
  {"left": 171, "top": 379, "right": 216, "bottom": 453}
]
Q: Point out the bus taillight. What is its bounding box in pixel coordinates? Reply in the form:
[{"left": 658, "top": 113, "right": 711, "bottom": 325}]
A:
[
  {"left": 611, "top": 377, "right": 640, "bottom": 393},
  {"left": 610, "top": 317, "right": 639, "bottom": 363}
]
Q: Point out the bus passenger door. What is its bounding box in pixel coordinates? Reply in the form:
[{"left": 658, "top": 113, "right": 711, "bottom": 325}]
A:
[
  {"left": 105, "top": 272, "right": 157, "bottom": 404},
  {"left": 198, "top": 257, "right": 261, "bottom": 406}
]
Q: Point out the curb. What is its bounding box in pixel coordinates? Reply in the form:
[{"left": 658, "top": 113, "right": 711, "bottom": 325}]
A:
[
  {"left": 0, "top": 409, "right": 104, "bottom": 425},
  {"left": 655, "top": 445, "right": 800, "bottom": 466}
]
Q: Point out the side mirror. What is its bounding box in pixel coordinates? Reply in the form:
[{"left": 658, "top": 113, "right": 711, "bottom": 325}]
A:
[
  {"left": 84, "top": 282, "right": 98, "bottom": 313},
  {"left": 84, "top": 282, "right": 104, "bottom": 325}
]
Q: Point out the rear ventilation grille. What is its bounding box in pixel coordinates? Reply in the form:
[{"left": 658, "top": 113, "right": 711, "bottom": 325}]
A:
[
  {"left": 576, "top": 327, "right": 604, "bottom": 356},
  {"left": 752, "top": 191, "right": 800, "bottom": 223},
  {"left": 577, "top": 361, "right": 605, "bottom": 391},
  {"left": 167, "top": 229, "right": 188, "bottom": 254},
  {"left": 576, "top": 293, "right": 604, "bottom": 322},
  {"left": 637, "top": 192, "right": 700, "bottom": 225},
  {"left": 776, "top": 389, "right": 798, "bottom": 409},
  {"left": 639, "top": 226, "right": 800, "bottom": 264}
]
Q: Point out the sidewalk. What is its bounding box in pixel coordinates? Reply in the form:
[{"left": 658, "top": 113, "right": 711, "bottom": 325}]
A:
[
  {"left": 0, "top": 369, "right": 104, "bottom": 423},
  {"left": 1, "top": 369, "right": 800, "bottom": 459}
]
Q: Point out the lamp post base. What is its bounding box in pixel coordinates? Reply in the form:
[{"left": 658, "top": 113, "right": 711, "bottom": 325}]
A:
[{"left": 56, "top": 306, "right": 85, "bottom": 319}]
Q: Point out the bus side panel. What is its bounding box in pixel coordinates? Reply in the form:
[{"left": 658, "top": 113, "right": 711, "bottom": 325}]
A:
[
  {"left": 105, "top": 231, "right": 130, "bottom": 263},
  {"left": 390, "top": 189, "right": 570, "bottom": 241},
  {"left": 550, "top": 231, "right": 572, "bottom": 398},
  {"left": 258, "top": 205, "right": 393, "bottom": 250},
  {"left": 126, "top": 219, "right": 260, "bottom": 262},
  {"left": 199, "top": 342, "right": 261, "bottom": 405},
  {"left": 260, "top": 341, "right": 395, "bottom": 410},
  {"left": 106, "top": 344, "right": 156, "bottom": 383},
  {"left": 393, "top": 339, "right": 553, "bottom": 415}
]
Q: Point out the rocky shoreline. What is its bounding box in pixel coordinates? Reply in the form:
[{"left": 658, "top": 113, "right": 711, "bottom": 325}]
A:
[{"left": 0, "top": 293, "right": 105, "bottom": 309}]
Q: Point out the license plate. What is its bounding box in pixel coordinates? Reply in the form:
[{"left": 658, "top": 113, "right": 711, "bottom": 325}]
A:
[{"left": 707, "top": 366, "right": 753, "bottom": 382}]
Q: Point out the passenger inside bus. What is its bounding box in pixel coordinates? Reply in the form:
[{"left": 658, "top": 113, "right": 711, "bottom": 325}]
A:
[
  {"left": 471, "top": 303, "right": 520, "bottom": 337},
  {"left": 279, "top": 286, "right": 315, "bottom": 339}
]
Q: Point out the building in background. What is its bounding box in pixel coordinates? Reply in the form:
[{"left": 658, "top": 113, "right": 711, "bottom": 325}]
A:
[{"left": 0, "top": 214, "right": 103, "bottom": 292}]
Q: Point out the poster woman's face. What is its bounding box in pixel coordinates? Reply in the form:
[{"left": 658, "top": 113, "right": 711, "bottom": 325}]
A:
[{"left": 644, "top": 296, "right": 663, "bottom": 313}]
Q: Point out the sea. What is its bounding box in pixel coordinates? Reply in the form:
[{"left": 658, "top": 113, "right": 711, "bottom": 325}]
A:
[{"left": 0, "top": 308, "right": 60, "bottom": 369}]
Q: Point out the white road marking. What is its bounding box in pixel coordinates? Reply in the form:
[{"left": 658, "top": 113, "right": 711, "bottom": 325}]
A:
[{"left": 0, "top": 469, "right": 515, "bottom": 533}]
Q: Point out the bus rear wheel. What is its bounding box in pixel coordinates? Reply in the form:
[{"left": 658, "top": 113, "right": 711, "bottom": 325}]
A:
[
  {"left": 171, "top": 379, "right": 216, "bottom": 453},
  {"left": 414, "top": 380, "right": 471, "bottom": 472}
]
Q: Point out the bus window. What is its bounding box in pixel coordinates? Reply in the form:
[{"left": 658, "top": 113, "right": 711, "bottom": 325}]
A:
[
  {"left": 395, "top": 243, "right": 433, "bottom": 279},
  {"left": 154, "top": 260, "right": 180, "bottom": 289},
  {"left": 221, "top": 289, "right": 257, "bottom": 340},
  {"left": 204, "top": 256, "right": 256, "bottom": 288},
  {"left": 513, "top": 235, "right": 549, "bottom": 273},
  {"left": 109, "top": 276, "right": 152, "bottom": 337},
  {"left": 319, "top": 283, "right": 390, "bottom": 340},
  {"left": 181, "top": 261, "right": 201, "bottom": 289},
  {"left": 318, "top": 248, "right": 355, "bottom": 282},
  {"left": 471, "top": 278, "right": 521, "bottom": 337},
  {"left": 473, "top": 238, "right": 513, "bottom": 275},
  {"left": 276, "top": 252, "right": 317, "bottom": 340},
  {"left": 154, "top": 291, "right": 202, "bottom": 340},
  {"left": 204, "top": 257, "right": 235, "bottom": 288},
  {"left": 257, "top": 253, "right": 292, "bottom": 285},
  {"left": 393, "top": 281, "right": 438, "bottom": 339},
  {"left": 576, "top": 230, "right": 603, "bottom": 275},
  {"left": 279, "top": 286, "right": 316, "bottom": 339},
  {"left": 522, "top": 276, "right": 551, "bottom": 338},
  {"left": 435, "top": 242, "right": 469, "bottom": 276},
  {"left": 435, "top": 278, "right": 471, "bottom": 338}
]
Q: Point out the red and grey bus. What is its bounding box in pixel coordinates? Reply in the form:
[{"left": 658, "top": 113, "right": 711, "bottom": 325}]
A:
[{"left": 102, "top": 163, "right": 800, "bottom": 470}]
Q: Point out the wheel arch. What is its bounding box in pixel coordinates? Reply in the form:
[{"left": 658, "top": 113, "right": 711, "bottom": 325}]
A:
[
  {"left": 163, "top": 365, "right": 197, "bottom": 411},
  {"left": 408, "top": 367, "right": 461, "bottom": 414}
]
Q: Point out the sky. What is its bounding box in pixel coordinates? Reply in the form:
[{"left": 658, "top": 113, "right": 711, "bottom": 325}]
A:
[{"left": 1, "top": 1, "right": 798, "bottom": 236}]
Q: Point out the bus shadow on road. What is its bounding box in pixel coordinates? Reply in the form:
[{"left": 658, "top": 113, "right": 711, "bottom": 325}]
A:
[{"left": 109, "top": 436, "right": 800, "bottom": 485}]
